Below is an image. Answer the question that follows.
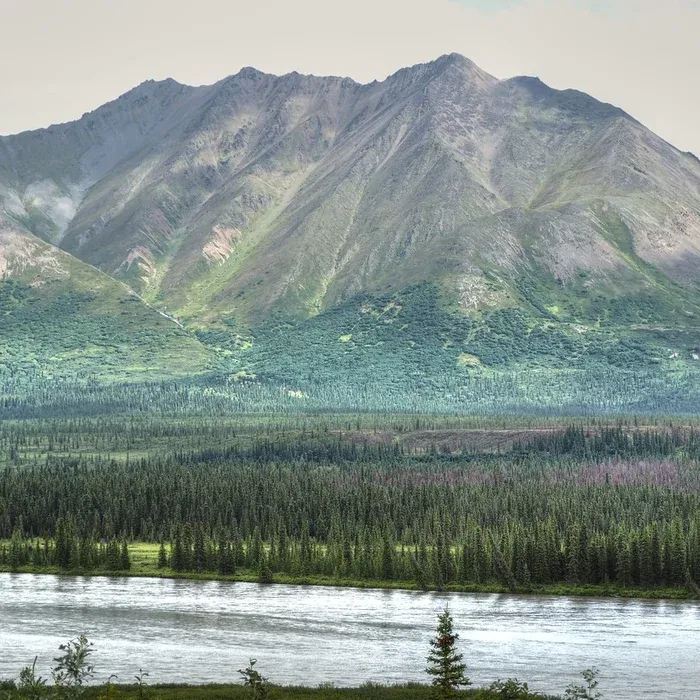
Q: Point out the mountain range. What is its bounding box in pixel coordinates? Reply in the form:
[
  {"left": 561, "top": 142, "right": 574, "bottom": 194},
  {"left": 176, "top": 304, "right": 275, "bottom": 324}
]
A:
[{"left": 2, "top": 53, "right": 700, "bottom": 401}]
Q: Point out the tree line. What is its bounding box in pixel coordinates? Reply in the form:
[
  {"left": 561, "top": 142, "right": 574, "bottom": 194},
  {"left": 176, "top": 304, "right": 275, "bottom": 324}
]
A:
[
  {"left": 5, "top": 361, "right": 700, "bottom": 419},
  {"left": 0, "top": 520, "right": 131, "bottom": 573},
  {"left": 2, "top": 452, "right": 699, "bottom": 591}
]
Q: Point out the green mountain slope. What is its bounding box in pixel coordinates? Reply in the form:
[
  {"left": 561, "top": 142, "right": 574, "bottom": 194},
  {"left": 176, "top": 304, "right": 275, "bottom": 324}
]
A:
[{"left": 0, "top": 216, "right": 212, "bottom": 380}]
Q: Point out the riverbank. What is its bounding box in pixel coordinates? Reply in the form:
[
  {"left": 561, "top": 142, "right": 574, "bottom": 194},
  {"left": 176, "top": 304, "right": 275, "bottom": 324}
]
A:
[
  {"left": 0, "top": 558, "right": 692, "bottom": 600},
  {"left": 71, "top": 684, "right": 559, "bottom": 699}
]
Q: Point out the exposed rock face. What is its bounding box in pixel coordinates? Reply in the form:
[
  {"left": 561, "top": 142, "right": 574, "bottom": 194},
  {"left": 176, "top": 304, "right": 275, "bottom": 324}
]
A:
[{"left": 1, "top": 53, "right": 699, "bottom": 326}]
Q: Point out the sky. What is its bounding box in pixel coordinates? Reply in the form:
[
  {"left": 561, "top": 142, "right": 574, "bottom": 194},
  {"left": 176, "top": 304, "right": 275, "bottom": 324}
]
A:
[{"left": 1, "top": 0, "right": 699, "bottom": 155}]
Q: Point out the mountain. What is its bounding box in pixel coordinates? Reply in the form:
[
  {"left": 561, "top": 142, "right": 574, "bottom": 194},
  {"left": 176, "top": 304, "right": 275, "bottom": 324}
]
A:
[
  {"left": 0, "top": 213, "right": 211, "bottom": 381},
  {"left": 2, "top": 54, "right": 700, "bottom": 404}
]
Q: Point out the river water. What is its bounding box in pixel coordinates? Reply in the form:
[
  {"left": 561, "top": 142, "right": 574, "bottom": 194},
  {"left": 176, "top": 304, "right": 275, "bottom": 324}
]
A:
[{"left": 0, "top": 574, "right": 698, "bottom": 698}]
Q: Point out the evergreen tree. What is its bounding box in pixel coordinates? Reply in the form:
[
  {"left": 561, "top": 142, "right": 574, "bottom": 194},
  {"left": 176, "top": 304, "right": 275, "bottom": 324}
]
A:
[
  {"left": 105, "top": 539, "right": 121, "bottom": 571},
  {"left": 157, "top": 542, "right": 168, "bottom": 569},
  {"left": 426, "top": 607, "right": 469, "bottom": 698},
  {"left": 193, "top": 525, "right": 206, "bottom": 573},
  {"left": 9, "top": 529, "right": 24, "bottom": 570},
  {"left": 412, "top": 553, "right": 428, "bottom": 590},
  {"left": 258, "top": 552, "right": 273, "bottom": 584},
  {"left": 181, "top": 524, "right": 194, "bottom": 571},
  {"left": 218, "top": 537, "right": 235, "bottom": 575},
  {"left": 381, "top": 537, "right": 395, "bottom": 581},
  {"left": 566, "top": 524, "right": 583, "bottom": 585},
  {"left": 55, "top": 517, "right": 76, "bottom": 570},
  {"left": 78, "top": 538, "right": 94, "bottom": 570},
  {"left": 171, "top": 528, "right": 185, "bottom": 572},
  {"left": 669, "top": 519, "right": 687, "bottom": 587},
  {"left": 615, "top": 533, "right": 632, "bottom": 588},
  {"left": 120, "top": 540, "right": 131, "bottom": 571}
]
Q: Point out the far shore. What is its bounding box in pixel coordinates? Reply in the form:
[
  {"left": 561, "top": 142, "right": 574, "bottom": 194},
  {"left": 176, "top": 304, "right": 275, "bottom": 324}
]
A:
[{"left": 1, "top": 565, "right": 693, "bottom": 602}]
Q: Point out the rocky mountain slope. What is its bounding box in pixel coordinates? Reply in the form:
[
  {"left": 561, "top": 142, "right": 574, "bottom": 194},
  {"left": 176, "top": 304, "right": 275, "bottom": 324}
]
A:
[{"left": 2, "top": 54, "right": 700, "bottom": 387}]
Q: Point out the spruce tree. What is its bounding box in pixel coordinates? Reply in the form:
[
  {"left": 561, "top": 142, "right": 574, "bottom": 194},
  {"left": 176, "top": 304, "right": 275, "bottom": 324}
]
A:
[
  {"left": 181, "top": 524, "right": 194, "bottom": 571},
  {"left": 55, "top": 517, "right": 76, "bottom": 570},
  {"left": 258, "top": 552, "right": 273, "bottom": 584},
  {"left": 670, "top": 519, "right": 687, "bottom": 586},
  {"left": 157, "top": 542, "right": 168, "bottom": 569},
  {"left": 381, "top": 537, "right": 395, "bottom": 580},
  {"left": 426, "top": 607, "right": 469, "bottom": 698},
  {"left": 171, "top": 529, "right": 185, "bottom": 572},
  {"left": 120, "top": 540, "right": 131, "bottom": 571},
  {"left": 566, "top": 524, "right": 583, "bottom": 585},
  {"left": 105, "top": 539, "right": 121, "bottom": 571},
  {"left": 218, "top": 537, "right": 235, "bottom": 575},
  {"left": 78, "top": 538, "right": 94, "bottom": 570},
  {"left": 9, "top": 529, "right": 24, "bottom": 570},
  {"left": 193, "top": 525, "right": 206, "bottom": 573}
]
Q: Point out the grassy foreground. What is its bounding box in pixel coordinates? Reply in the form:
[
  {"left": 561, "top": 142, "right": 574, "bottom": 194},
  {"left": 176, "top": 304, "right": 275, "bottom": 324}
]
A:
[{"left": 75, "top": 684, "right": 556, "bottom": 699}]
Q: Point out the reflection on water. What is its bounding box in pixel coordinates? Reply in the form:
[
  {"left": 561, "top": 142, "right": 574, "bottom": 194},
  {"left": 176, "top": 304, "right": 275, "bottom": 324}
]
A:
[{"left": 1, "top": 573, "right": 698, "bottom": 699}]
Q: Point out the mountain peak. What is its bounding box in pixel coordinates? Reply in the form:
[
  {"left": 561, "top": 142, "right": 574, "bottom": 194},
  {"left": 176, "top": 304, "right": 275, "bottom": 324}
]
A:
[
  {"left": 434, "top": 52, "right": 480, "bottom": 69},
  {"left": 235, "top": 66, "right": 267, "bottom": 79},
  {"left": 405, "top": 52, "right": 492, "bottom": 78},
  {"left": 382, "top": 52, "right": 497, "bottom": 93}
]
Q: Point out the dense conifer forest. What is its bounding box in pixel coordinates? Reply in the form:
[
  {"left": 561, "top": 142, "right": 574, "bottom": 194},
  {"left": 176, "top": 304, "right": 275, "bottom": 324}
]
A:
[
  {"left": 4, "top": 362, "right": 700, "bottom": 419},
  {"left": 2, "top": 408, "right": 699, "bottom": 596}
]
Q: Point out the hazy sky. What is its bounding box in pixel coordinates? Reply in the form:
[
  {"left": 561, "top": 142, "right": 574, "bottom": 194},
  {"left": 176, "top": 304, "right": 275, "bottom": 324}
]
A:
[{"left": 2, "top": 0, "right": 699, "bottom": 154}]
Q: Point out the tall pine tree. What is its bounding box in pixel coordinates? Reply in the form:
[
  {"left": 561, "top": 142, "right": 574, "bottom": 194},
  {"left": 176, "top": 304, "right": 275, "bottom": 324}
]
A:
[{"left": 426, "top": 607, "right": 469, "bottom": 698}]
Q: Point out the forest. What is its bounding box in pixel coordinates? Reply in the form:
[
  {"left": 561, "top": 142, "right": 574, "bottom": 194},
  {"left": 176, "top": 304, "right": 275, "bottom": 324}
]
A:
[
  {"left": 1, "top": 415, "right": 699, "bottom": 597},
  {"left": 4, "top": 365, "right": 700, "bottom": 418}
]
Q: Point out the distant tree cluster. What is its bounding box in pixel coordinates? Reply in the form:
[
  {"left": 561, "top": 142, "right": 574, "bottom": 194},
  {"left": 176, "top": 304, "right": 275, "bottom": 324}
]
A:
[{"left": 0, "top": 518, "right": 130, "bottom": 572}]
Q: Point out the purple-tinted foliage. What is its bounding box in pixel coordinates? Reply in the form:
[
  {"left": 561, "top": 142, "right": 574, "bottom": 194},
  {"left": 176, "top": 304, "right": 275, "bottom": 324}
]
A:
[
  {"left": 572, "top": 459, "right": 685, "bottom": 488},
  {"left": 376, "top": 457, "right": 700, "bottom": 492}
]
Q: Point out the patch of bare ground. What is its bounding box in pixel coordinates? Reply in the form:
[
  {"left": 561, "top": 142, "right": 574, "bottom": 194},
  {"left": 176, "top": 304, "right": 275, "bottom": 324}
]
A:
[{"left": 333, "top": 428, "right": 560, "bottom": 453}]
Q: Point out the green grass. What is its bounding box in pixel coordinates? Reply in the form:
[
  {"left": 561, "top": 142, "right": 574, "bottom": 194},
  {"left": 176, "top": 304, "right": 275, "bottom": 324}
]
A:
[{"left": 67, "top": 684, "right": 558, "bottom": 700}]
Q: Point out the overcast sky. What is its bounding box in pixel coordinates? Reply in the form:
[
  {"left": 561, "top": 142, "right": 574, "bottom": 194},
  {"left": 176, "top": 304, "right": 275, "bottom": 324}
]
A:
[{"left": 2, "top": 0, "right": 699, "bottom": 154}]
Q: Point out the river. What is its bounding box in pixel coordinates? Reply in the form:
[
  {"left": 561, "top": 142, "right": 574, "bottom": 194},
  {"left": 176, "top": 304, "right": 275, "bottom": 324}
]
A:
[{"left": 1, "top": 574, "right": 698, "bottom": 698}]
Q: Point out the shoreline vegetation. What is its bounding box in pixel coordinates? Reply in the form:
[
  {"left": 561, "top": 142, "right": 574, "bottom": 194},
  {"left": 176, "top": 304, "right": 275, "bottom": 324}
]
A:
[
  {"left": 71, "top": 685, "right": 559, "bottom": 699},
  {"left": 0, "top": 558, "right": 693, "bottom": 601}
]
